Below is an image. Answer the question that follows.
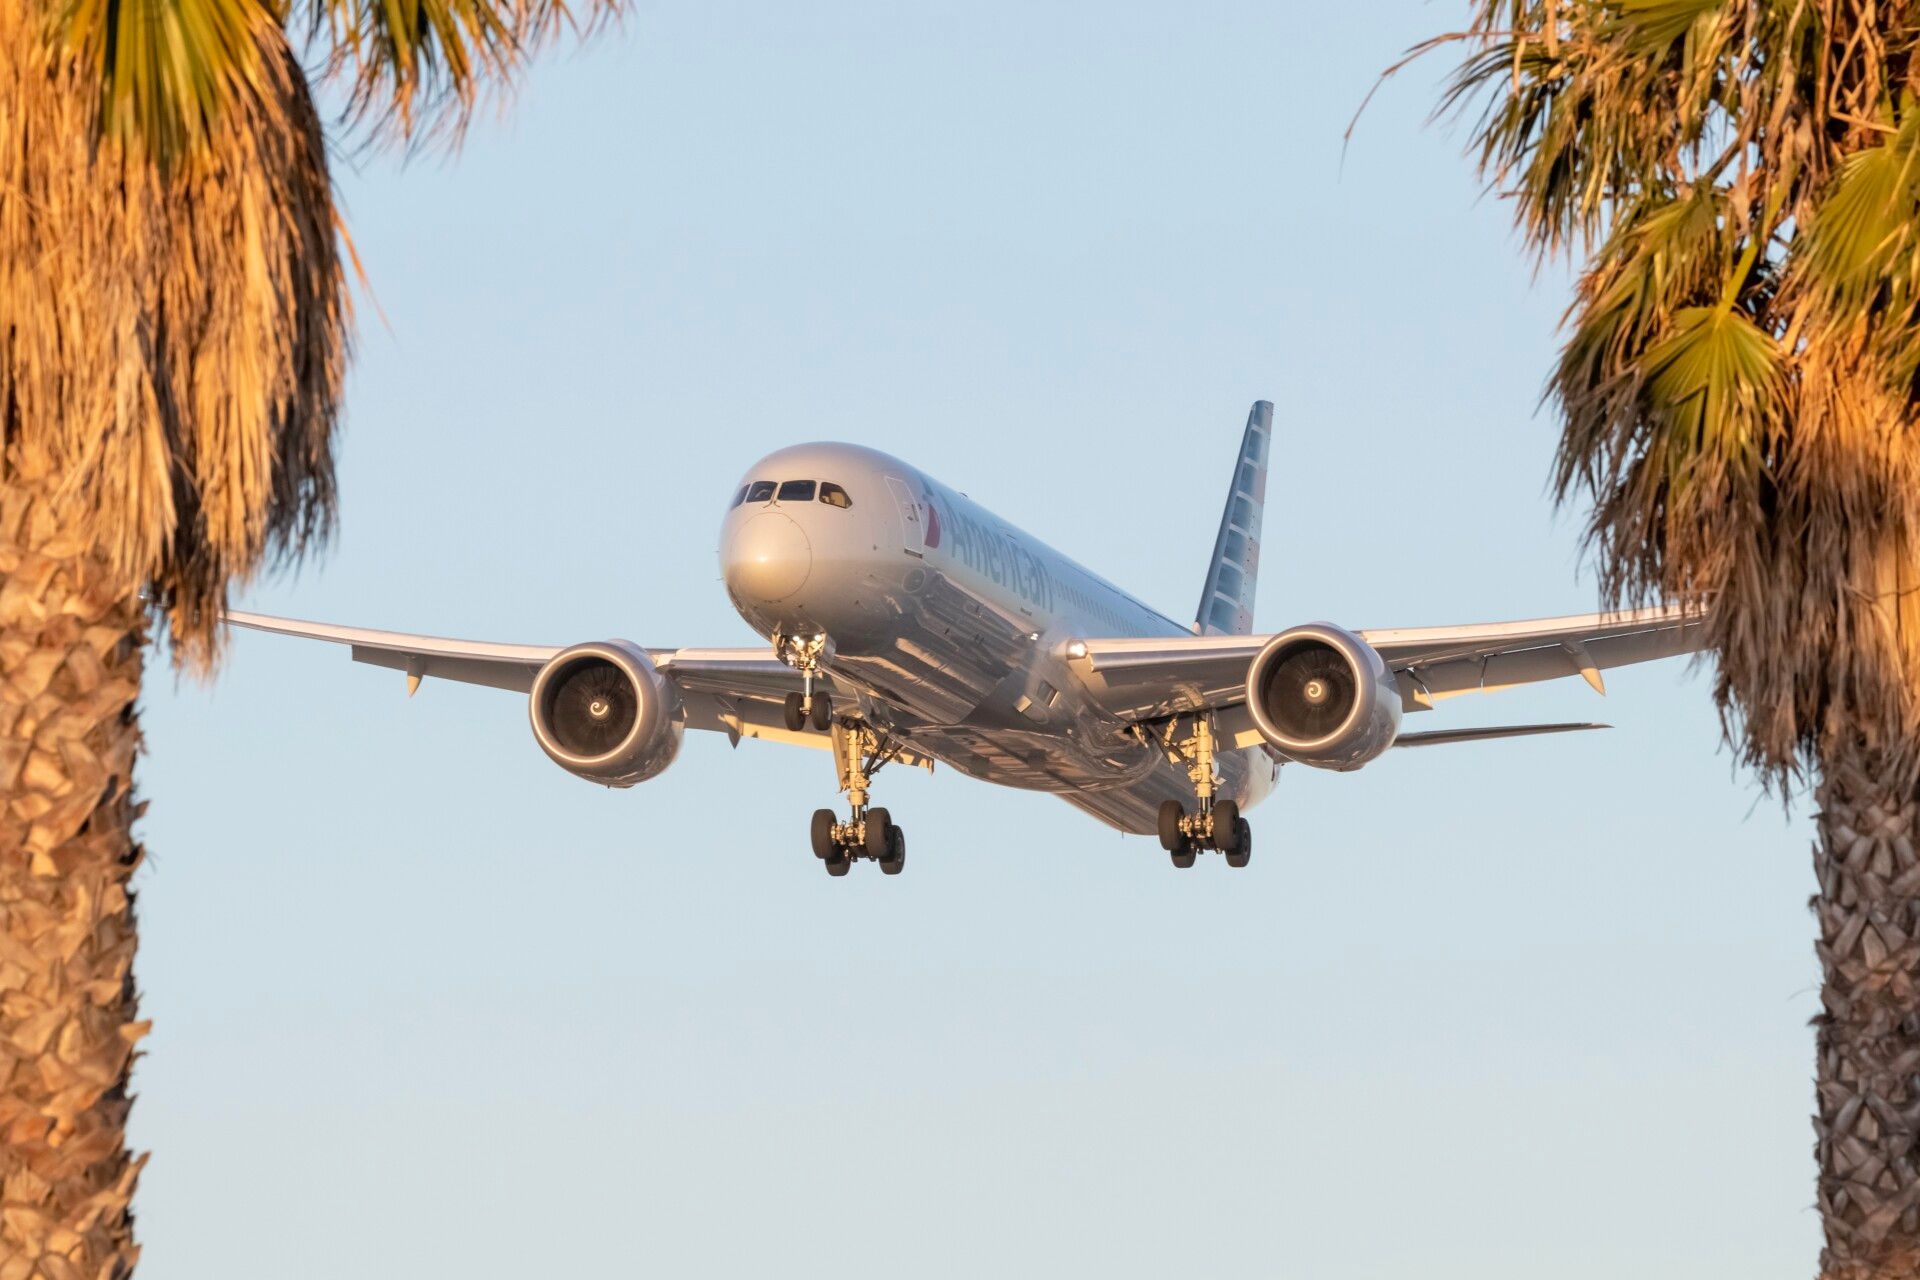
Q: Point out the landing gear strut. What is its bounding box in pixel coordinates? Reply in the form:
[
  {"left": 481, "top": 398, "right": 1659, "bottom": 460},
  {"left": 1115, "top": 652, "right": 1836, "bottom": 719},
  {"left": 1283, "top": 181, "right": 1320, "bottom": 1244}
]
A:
[
  {"left": 1156, "top": 714, "right": 1253, "bottom": 869},
  {"left": 811, "top": 721, "right": 907, "bottom": 876},
  {"left": 774, "top": 630, "right": 834, "bottom": 732}
]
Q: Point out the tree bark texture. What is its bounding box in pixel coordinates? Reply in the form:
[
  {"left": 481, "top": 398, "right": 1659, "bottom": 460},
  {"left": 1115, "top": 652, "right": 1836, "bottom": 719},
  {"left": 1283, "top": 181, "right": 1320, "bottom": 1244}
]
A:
[{"left": 0, "top": 461, "right": 146, "bottom": 1280}]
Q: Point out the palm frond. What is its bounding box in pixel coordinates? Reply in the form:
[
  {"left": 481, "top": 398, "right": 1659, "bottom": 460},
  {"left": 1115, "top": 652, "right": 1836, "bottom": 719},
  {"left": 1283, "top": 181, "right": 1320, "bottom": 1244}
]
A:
[
  {"left": 1440, "top": 0, "right": 1754, "bottom": 257},
  {"left": 1641, "top": 303, "right": 1784, "bottom": 480},
  {"left": 1607, "top": 0, "right": 1726, "bottom": 52},
  {"left": 303, "top": 0, "right": 624, "bottom": 145},
  {"left": 50, "top": 0, "right": 278, "bottom": 167},
  {"left": 1795, "top": 105, "right": 1920, "bottom": 319}
]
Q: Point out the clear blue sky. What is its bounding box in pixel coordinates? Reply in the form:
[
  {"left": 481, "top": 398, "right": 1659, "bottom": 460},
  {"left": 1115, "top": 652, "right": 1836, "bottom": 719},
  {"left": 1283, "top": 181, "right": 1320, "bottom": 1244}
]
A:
[{"left": 132, "top": 3, "right": 1817, "bottom": 1276}]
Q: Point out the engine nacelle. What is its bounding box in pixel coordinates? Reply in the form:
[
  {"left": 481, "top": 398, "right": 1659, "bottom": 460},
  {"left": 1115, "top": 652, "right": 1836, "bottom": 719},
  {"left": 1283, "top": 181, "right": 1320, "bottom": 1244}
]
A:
[
  {"left": 528, "top": 641, "right": 684, "bottom": 787},
  {"left": 1245, "top": 624, "right": 1401, "bottom": 771}
]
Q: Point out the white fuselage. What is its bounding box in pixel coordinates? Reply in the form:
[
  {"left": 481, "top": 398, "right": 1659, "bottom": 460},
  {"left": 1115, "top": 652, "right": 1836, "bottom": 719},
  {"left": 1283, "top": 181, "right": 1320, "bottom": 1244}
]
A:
[{"left": 719, "top": 441, "right": 1276, "bottom": 833}]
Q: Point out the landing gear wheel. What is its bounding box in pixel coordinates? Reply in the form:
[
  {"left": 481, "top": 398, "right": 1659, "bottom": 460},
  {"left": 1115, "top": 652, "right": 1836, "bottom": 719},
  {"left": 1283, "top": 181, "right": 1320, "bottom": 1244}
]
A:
[
  {"left": 810, "top": 808, "right": 837, "bottom": 859},
  {"left": 1225, "top": 819, "right": 1252, "bottom": 869},
  {"left": 1158, "top": 800, "right": 1185, "bottom": 852},
  {"left": 809, "top": 692, "right": 834, "bottom": 731},
  {"left": 783, "top": 691, "right": 806, "bottom": 732},
  {"left": 1213, "top": 800, "right": 1241, "bottom": 852},
  {"left": 824, "top": 855, "right": 851, "bottom": 877},
  {"left": 1170, "top": 845, "right": 1197, "bottom": 869},
  {"left": 865, "top": 807, "right": 894, "bottom": 861},
  {"left": 880, "top": 826, "right": 906, "bottom": 875}
]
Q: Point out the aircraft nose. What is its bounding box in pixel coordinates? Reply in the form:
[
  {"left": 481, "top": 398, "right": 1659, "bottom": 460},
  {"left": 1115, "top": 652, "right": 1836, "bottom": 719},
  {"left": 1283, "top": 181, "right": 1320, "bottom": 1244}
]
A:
[{"left": 722, "top": 510, "right": 812, "bottom": 603}]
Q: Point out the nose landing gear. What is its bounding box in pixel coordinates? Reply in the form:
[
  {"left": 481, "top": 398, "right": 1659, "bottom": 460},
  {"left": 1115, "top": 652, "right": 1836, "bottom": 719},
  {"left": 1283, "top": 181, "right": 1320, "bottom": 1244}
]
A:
[
  {"left": 810, "top": 721, "right": 908, "bottom": 876},
  {"left": 1156, "top": 715, "right": 1254, "bottom": 869},
  {"left": 774, "top": 630, "right": 834, "bottom": 732},
  {"left": 784, "top": 690, "right": 833, "bottom": 733}
]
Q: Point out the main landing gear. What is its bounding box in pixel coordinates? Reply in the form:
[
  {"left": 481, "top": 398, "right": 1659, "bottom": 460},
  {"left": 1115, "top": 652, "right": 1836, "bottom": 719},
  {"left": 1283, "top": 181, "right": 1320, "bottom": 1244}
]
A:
[
  {"left": 1156, "top": 715, "right": 1253, "bottom": 869},
  {"left": 810, "top": 720, "right": 908, "bottom": 877}
]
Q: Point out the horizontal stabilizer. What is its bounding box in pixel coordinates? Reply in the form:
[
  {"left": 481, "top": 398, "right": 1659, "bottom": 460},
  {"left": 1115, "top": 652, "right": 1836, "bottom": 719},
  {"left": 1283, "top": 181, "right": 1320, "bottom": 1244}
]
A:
[{"left": 1393, "top": 722, "right": 1608, "bottom": 749}]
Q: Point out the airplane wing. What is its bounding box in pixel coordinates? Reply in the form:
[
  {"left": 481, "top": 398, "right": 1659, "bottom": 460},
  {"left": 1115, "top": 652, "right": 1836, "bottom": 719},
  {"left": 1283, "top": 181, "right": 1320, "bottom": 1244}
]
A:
[
  {"left": 224, "top": 610, "right": 845, "bottom": 755},
  {"left": 1065, "top": 605, "right": 1704, "bottom": 725}
]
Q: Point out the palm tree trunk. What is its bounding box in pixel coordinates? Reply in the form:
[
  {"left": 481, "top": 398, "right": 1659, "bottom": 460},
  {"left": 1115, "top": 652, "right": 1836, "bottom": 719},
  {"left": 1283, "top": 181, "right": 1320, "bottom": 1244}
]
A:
[
  {"left": 1816, "top": 741, "right": 1920, "bottom": 1279},
  {"left": 0, "top": 459, "right": 147, "bottom": 1278}
]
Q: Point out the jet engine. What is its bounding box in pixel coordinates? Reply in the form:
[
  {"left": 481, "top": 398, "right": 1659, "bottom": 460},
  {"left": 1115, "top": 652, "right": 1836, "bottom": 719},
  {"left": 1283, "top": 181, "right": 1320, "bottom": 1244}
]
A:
[
  {"left": 1244, "top": 624, "right": 1401, "bottom": 770},
  {"left": 528, "top": 641, "right": 684, "bottom": 786}
]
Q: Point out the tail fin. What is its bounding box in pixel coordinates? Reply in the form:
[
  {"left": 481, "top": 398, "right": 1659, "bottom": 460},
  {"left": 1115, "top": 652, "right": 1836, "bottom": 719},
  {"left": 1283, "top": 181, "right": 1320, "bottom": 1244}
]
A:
[{"left": 1194, "top": 400, "right": 1271, "bottom": 636}]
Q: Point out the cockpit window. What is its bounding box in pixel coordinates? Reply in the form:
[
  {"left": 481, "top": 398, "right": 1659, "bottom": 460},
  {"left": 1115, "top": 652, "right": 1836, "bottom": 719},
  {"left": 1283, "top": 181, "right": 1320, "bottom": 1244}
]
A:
[
  {"left": 745, "top": 480, "right": 776, "bottom": 503},
  {"left": 819, "top": 482, "right": 852, "bottom": 509},
  {"left": 777, "top": 479, "right": 817, "bottom": 503},
  {"left": 729, "top": 484, "right": 750, "bottom": 508}
]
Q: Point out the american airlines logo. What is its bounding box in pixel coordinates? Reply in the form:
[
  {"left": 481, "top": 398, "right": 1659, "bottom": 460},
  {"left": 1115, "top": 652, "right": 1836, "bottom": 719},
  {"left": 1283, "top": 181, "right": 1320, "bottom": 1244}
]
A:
[{"left": 923, "top": 495, "right": 943, "bottom": 549}]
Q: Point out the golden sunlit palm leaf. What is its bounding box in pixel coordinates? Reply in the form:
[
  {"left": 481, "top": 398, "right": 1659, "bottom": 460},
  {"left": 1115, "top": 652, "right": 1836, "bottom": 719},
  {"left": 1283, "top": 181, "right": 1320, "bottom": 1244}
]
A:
[
  {"left": 1441, "top": 0, "right": 1744, "bottom": 255},
  {"left": 1607, "top": 0, "right": 1726, "bottom": 52},
  {"left": 52, "top": 0, "right": 625, "bottom": 158},
  {"left": 51, "top": 0, "right": 277, "bottom": 166},
  {"left": 1796, "top": 108, "right": 1920, "bottom": 317},
  {"left": 304, "top": 0, "right": 623, "bottom": 143},
  {"left": 1640, "top": 303, "right": 1784, "bottom": 479},
  {"left": 1581, "top": 186, "right": 1730, "bottom": 348},
  {"left": 1554, "top": 187, "right": 1736, "bottom": 498}
]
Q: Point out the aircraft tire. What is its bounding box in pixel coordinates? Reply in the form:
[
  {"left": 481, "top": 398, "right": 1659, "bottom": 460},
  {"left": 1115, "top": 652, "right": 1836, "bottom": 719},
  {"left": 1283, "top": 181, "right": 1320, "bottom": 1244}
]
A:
[
  {"left": 1213, "top": 800, "right": 1241, "bottom": 851},
  {"left": 880, "top": 827, "right": 905, "bottom": 875},
  {"left": 1170, "top": 846, "right": 1196, "bottom": 869},
  {"left": 1158, "top": 801, "right": 1185, "bottom": 852},
  {"left": 783, "top": 692, "right": 806, "bottom": 732},
  {"left": 1225, "top": 820, "right": 1252, "bottom": 869},
  {"left": 825, "top": 856, "right": 851, "bottom": 877},
  {"left": 809, "top": 693, "right": 833, "bottom": 732},
  {"left": 865, "top": 808, "right": 893, "bottom": 861},
  {"left": 810, "top": 808, "right": 837, "bottom": 859}
]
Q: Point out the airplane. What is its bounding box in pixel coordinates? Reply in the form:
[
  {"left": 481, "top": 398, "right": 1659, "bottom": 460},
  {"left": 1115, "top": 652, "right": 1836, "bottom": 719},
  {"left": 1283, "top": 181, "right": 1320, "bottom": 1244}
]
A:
[{"left": 230, "top": 401, "right": 1703, "bottom": 876}]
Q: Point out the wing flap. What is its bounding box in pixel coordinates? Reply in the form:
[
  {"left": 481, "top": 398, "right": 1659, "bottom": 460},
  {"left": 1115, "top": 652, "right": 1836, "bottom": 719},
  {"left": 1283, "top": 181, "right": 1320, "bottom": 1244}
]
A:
[
  {"left": 1359, "top": 606, "right": 1697, "bottom": 665},
  {"left": 348, "top": 645, "right": 545, "bottom": 693},
  {"left": 657, "top": 650, "right": 816, "bottom": 701},
  {"left": 1402, "top": 617, "right": 1702, "bottom": 705}
]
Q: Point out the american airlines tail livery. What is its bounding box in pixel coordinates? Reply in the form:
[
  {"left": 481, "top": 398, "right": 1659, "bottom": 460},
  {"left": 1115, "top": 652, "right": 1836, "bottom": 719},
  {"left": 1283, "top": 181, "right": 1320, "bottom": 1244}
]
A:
[{"left": 232, "top": 402, "right": 1702, "bottom": 876}]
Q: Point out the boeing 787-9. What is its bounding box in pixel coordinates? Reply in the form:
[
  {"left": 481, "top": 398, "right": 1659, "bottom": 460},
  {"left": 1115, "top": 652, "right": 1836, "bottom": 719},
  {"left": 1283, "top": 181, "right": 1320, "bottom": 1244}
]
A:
[{"left": 231, "top": 402, "right": 1701, "bottom": 875}]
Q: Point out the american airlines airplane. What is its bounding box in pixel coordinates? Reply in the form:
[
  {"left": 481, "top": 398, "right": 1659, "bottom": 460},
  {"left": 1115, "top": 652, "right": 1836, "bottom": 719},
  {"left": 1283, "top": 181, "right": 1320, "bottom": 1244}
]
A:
[{"left": 232, "top": 402, "right": 1702, "bottom": 876}]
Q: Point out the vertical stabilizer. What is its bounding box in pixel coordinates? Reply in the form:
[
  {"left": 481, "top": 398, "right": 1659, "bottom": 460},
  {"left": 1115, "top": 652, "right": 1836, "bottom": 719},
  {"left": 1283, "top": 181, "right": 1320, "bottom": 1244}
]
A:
[{"left": 1194, "top": 401, "right": 1271, "bottom": 636}]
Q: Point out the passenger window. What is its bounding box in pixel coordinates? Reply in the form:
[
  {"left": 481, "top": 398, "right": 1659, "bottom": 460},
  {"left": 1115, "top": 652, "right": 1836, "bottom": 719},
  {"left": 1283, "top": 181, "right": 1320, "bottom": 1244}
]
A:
[
  {"left": 730, "top": 484, "right": 750, "bottom": 508},
  {"left": 777, "top": 479, "right": 817, "bottom": 503},
  {"left": 819, "top": 482, "right": 852, "bottom": 509},
  {"left": 746, "top": 480, "right": 776, "bottom": 503}
]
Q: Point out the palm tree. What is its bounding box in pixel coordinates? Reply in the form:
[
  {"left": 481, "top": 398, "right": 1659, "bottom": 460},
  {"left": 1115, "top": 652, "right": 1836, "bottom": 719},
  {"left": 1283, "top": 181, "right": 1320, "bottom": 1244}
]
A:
[
  {"left": 0, "top": 0, "right": 614, "bottom": 1271},
  {"left": 1427, "top": 2, "right": 1920, "bottom": 1274}
]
